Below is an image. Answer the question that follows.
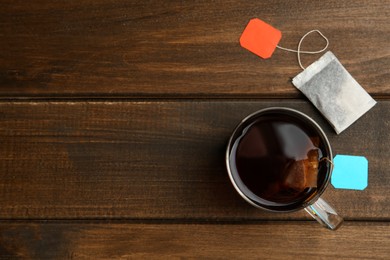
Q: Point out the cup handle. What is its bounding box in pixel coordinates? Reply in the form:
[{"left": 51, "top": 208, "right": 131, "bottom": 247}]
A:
[{"left": 305, "top": 197, "right": 343, "bottom": 230}]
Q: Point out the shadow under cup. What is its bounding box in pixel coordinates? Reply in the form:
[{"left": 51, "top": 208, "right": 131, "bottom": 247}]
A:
[{"left": 226, "top": 107, "right": 333, "bottom": 212}]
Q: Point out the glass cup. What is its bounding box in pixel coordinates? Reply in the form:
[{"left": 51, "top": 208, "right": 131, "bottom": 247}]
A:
[{"left": 226, "top": 107, "right": 343, "bottom": 230}]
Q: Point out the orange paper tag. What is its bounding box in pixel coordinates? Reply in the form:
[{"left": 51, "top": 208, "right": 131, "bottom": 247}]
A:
[{"left": 240, "top": 18, "right": 282, "bottom": 59}]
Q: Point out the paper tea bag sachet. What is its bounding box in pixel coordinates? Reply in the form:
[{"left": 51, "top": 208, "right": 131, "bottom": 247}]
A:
[{"left": 292, "top": 51, "right": 376, "bottom": 134}]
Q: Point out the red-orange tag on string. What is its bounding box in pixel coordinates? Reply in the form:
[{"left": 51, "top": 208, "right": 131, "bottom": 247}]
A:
[{"left": 240, "top": 18, "right": 282, "bottom": 59}]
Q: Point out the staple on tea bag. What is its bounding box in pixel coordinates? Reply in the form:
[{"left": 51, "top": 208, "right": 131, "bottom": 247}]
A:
[{"left": 292, "top": 51, "right": 376, "bottom": 134}]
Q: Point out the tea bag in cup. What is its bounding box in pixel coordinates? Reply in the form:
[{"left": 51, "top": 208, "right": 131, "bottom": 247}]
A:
[{"left": 292, "top": 51, "right": 376, "bottom": 134}]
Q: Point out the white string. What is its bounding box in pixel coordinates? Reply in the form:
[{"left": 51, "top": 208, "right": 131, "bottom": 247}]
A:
[{"left": 276, "top": 30, "right": 329, "bottom": 70}]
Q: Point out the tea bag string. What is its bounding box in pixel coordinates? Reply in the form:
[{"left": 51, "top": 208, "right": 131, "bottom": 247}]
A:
[
  {"left": 320, "top": 157, "right": 334, "bottom": 167},
  {"left": 276, "top": 30, "right": 329, "bottom": 70}
]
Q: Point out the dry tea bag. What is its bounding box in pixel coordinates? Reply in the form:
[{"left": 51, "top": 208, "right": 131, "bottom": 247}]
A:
[
  {"left": 239, "top": 18, "right": 376, "bottom": 134},
  {"left": 292, "top": 51, "right": 376, "bottom": 134}
]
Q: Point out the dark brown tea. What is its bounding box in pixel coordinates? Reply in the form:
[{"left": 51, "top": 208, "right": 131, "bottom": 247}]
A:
[{"left": 227, "top": 110, "right": 331, "bottom": 211}]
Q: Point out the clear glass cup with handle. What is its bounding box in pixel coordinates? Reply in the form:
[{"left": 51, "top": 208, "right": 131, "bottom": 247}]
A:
[{"left": 226, "top": 107, "right": 343, "bottom": 230}]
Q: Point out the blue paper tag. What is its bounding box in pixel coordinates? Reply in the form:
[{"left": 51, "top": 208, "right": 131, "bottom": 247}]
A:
[{"left": 331, "top": 155, "right": 368, "bottom": 190}]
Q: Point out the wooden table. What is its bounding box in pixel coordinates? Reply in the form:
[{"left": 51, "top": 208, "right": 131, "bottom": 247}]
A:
[{"left": 1, "top": 1, "right": 389, "bottom": 258}]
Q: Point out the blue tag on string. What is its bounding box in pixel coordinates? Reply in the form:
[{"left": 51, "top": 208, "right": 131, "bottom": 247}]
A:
[{"left": 331, "top": 155, "right": 368, "bottom": 190}]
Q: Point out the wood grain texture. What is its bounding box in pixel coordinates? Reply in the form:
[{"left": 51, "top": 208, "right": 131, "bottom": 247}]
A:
[
  {"left": 0, "top": 0, "right": 389, "bottom": 98},
  {"left": 1, "top": 222, "right": 389, "bottom": 259},
  {"left": 0, "top": 100, "right": 388, "bottom": 220}
]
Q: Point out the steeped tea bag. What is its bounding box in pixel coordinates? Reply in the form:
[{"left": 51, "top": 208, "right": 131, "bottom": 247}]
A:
[
  {"left": 292, "top": 51, "right": 376, "bottom": 134},
  {"left": 283, "top": 137, "right": 321, "bottom": 192},
  {"left": 283, "top": 154, "right": 319, "bottom": 192}
]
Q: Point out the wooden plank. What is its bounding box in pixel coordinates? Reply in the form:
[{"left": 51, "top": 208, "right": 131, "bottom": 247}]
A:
[
  {"left": 0, "top": 0, "right": 388, "bottom": 97},
  {"left": 0, "top": 100, "right": 388, "bottom": 220},
  {"left": 0, "top": 221, "right": 389, "bottom": 259}
]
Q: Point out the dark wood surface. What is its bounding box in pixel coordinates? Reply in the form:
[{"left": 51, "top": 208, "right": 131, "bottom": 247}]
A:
[
  {"left": 1, "top": 222, "right": 389, "bottom": 259},
  {"left": 1, "top": 0, "right": 389, "bottom": 98},
  {"left": 1, "top": 1, "right": 389, "bottom": 259}
]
